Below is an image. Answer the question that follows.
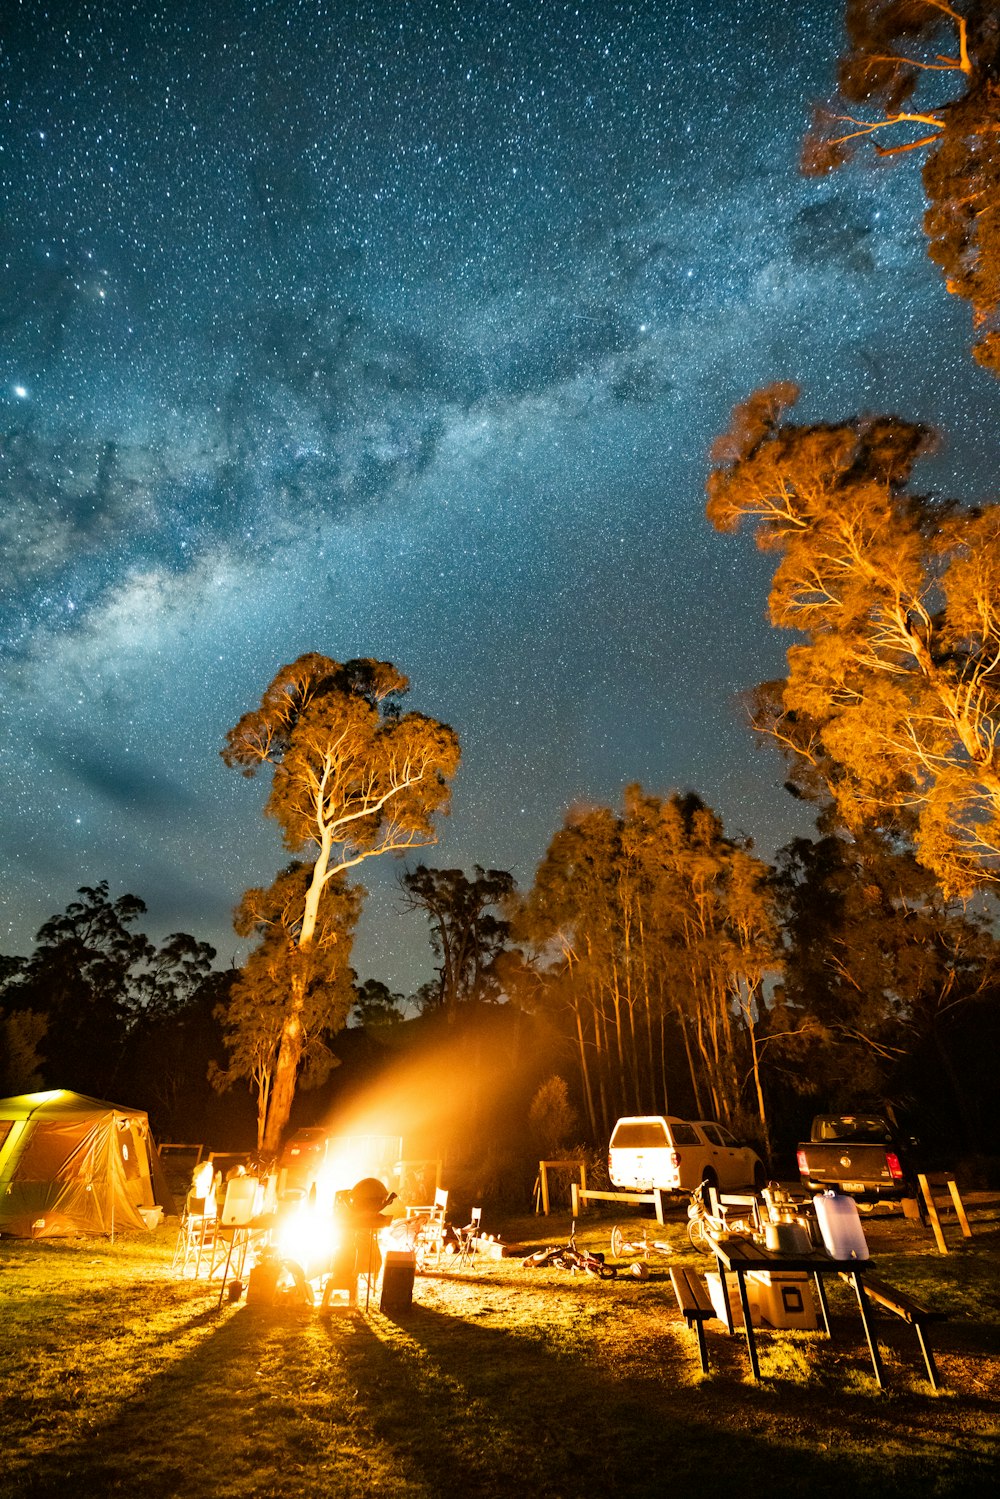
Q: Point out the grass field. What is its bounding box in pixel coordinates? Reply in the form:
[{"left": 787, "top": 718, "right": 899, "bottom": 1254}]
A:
[{"left": 2, "top": 1199, "right": 999, "bottom": 1498}]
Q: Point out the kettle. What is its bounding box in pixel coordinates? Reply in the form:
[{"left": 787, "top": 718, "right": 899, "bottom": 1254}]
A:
[{"left": 764, "top": 1218, "right": 811, "bottom": 1254}]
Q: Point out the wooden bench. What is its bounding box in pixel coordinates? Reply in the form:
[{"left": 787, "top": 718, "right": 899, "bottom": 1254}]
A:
[
  {"left": 670, "top": 1266, "right": 719, "bottom": 1374},
  {"left": 853, "top": 1272, "right": 947, "bottom": 1389}
]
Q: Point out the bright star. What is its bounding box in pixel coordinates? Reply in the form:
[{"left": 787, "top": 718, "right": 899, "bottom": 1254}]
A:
[{"left": 14, "top": 385, "right": 28, "bottom": 399}]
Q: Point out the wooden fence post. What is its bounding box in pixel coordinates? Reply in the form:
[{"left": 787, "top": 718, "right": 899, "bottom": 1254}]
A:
[{"left": 917, "top": 1172, "right": 972, "bottom": 1255}]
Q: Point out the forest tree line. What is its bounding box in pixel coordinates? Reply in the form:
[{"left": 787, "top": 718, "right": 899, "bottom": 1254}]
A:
[{"left": 3, "top": 768, "right": 999, "bottom": 1167}]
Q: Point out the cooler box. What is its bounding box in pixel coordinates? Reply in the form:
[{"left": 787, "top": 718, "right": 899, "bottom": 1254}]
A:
[
  {"left": 748, "top": 1270, "right": 818, "bottom": 1329},
  {"left": 706, "top": 1271, "right": 763, "bottom": 1328}
]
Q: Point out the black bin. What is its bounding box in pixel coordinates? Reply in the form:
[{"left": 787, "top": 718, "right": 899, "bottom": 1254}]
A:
[{"left": 380, "top": 1250, "right": 416, "bottom": 1313}]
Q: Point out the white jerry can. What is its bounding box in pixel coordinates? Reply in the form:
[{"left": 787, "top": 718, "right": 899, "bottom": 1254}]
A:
[{"left": 813, "top": 1191, "right": 870, "bottom": 1260}]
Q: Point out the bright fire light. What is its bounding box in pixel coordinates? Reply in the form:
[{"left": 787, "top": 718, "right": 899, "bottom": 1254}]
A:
[{"left": 276, "top": 1201, "right": 340, "bottom": 1273}]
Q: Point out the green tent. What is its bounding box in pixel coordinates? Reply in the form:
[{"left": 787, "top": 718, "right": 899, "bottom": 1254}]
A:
[{"left": 0, "top": 1090, "right": 175, "bottom": 1238}]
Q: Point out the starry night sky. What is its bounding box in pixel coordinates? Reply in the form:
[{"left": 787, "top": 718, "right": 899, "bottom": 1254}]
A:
[{"left": 2, "top": 0, "right": 998, "bottom": 991}]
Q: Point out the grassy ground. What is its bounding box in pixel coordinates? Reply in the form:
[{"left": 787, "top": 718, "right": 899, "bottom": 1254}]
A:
[{"left": 2, "top": 1199, "right": 999, "bottom": 1499}]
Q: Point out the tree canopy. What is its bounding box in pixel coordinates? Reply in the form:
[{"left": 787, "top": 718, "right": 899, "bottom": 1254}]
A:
[
  {"left": 400, "top": 864, "right": 515, "bottom": 1020},
  {"left": 803, "top": 0, "right": 1000, "bottom": 372},
  {"left": 707, "top": 383, "right": 1000, "bottom": 898},
  {"left": 513, "top": 787, "right": 783, "bottom": 1149},
  {"left": 775, "top": 826, "right": 1000, "bottom": 1142}
]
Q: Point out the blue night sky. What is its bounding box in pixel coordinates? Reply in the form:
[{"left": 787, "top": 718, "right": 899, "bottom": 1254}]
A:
[{"left": 2, "top": 0, "right": 997, "bottom": 991}]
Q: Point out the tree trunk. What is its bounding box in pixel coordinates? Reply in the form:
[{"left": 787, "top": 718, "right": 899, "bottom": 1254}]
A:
[
  {"left": 573, "top": 998, "right": 598, "bottom": 1137},
  {"left": 261, "top": 1008, "right": 305, "bottom": 1157},
  {"left": 255, "top": 1065, "right": 272, "bottom": 1153},
  {"left": 744, "top": 986, "right": 772, "bottom": 1160},
  {"left": 680, "top": 1010, "right": 704, "bottom": 1117}
]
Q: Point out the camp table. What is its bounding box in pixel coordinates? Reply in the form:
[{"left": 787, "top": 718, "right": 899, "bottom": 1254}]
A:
[{"left": 707, "top": 1233, "right": 885, "bottom": 1386}]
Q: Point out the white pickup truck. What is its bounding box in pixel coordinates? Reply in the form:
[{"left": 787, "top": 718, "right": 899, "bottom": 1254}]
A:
[{"left": 608, "top": 1115, "right": 766, "bottom": 1196}]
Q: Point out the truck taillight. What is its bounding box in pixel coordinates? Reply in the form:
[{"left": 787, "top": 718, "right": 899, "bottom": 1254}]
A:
[
  {"left": 886, "top": 1151, "right": 904, "bottom": 1181},
  {"left": 796, "top": 1149, "right": 808, "bottom": 1174},
  {"left": 670, "top": 1152, "right": 681, "bottom": 1170}
]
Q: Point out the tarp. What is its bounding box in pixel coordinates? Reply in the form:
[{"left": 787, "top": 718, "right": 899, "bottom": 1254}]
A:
[{"left": 0, "top": 1089, "right": 176, "bottom": 1238}]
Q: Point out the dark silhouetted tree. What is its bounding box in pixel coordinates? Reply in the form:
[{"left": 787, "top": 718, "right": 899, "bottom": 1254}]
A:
[
  {"left": 351, "top": 978, "right": 406, "bottom": 1028},
  {"left": 775, "top": 826, "right": 1000, "bottom": 1145},
  {"left": 10, "top": 883, "right": 153, "bottom": 1095},
  {"left": 400, "top": 864, "right": 515, "bottom": 1020}
]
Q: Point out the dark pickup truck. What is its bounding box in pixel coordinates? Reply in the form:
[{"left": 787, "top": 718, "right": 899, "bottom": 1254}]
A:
[{"left": 796, "top": 1113, "right": 920, "bottom": 1206}]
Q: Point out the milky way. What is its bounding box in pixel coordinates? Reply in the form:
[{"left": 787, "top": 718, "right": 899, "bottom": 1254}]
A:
[{"left": 2, "top": 0, "right": 997, "bottom": 987}]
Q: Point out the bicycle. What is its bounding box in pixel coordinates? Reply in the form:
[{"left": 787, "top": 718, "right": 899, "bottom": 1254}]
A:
[
  {"left": 523, "top": 1222, "right": 618, "bottom": 1279},
  {"left": 686, "top": 1179, "right": 758, "bottom": 1253},
  {"left": 609, "top": 1224, "right": 674, "bottom": 1263}
]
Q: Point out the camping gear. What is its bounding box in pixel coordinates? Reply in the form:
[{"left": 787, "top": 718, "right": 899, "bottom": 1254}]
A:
[
  {"left": 813, "top": 1190, "right": 870, "bottom": 1261},
  {"left": 763, "top": 1218, "right": 811, "bottom": 1254},
  {"left": 379, "top": 1250, "right": 416, "bottom": 1313},
  {"left": 705, "top": 1269, "right": 763, "bottom": 1328},
  {"left": 748, "top": 1270, "right": 819, "bottom": 1329},
  {"left": 0, "top": 1089, "right": 174, "bottom": 1238}
]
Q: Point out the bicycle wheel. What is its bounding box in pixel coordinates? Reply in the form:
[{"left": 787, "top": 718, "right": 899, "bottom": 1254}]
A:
[
  {"left": 687, "top": 1217, "right": 711, "bottom": 1253},
  {"left": 610, "top": 1224, "right": 626, "bottom": 1259}
]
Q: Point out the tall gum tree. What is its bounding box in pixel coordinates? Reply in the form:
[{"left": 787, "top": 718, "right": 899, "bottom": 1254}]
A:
[
  {"left": 707, "top": 384, "right": 1000, "bottom": 899},
  {"left": 514, "top": 788, "right": 783, "bottom": 1145},
  {"left": 211, "top": 862, "right": 362, "bottom": 1152},
  {"left": 222, "top": 655, "right": 460, "bottom": 1156},
  {"left": 803, "top": 0, "right": 1000, "bottom": 372}
]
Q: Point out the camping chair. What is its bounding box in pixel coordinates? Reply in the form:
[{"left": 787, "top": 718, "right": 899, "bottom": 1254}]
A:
[
  {"left": 171, "top": 1193, "right": 220, "bottom": 1278},
  {"left": 455, "top": 1206, "right": 482, "bottom": 1270},
  {"left": 408, "top": 1187, "right": 449, "bottom": 1269},
  {"left": 212, "top": 1178, "right": 260, "bottom": 1302}
]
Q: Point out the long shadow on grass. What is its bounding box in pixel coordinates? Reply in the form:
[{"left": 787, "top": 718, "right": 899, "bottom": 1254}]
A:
[
  {"left": 1, "top": 1303, "right": 403, "bottom": 1499},
  {"left": 334, "top": 1298, "right": 1000, "bottom": 1499},
  {"left": 5, "top": 1292, "right": 998, "bottom": 1499}
]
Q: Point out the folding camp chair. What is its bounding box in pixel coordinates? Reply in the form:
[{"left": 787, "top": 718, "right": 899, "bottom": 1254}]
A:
[
  {"left": 456, "top": 1206, "right": 482, "bottom": 1270},
  {"left": 408, "top": 1187, "right": 449, "bottom": 1269},
  {"left": 212, "top": 1177, "right": 260, "bottom": 1303},
  {"left": 171, "top": 1193, "right": 219, "bottom": 1278}
]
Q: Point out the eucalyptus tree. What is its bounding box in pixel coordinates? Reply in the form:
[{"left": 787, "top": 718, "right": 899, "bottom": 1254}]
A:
[
  {"left": 804, "top": 0, "right": 1000, "bottom": 372},
  {"left": 352, "top": 977, "right": 407, "bottom": 1029},
  {"left": 776, "top": 828, "right": 1000, "bottom": 1143},
  {"left": 400, "top": 864, "right": 515, "bottom": 1019},
  {"left": 624, "top": 790, "right": 782, "bottom": 1143},
  {"left": 212, "top": 863, "right": 361, "bottom": 1151},
  {"left": 221, "top": 654, "right": 460, "bottom": 1156},
  {"left": 708, "top": 383, "right": 1000, "bottom": 899},
  {"left": 515, "top": 789, "right": 782, "bottom": 1143},
  {"left": 10, "top": 882, "right": 153, "bottom": 1095},
  {"left": 2, "top": 884, "right": 221, "bottom": 1111},
  {"left": 513, "top": 804, "right": 627, "bottom": 1138}
]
